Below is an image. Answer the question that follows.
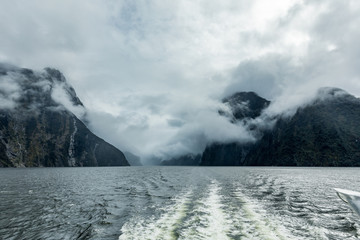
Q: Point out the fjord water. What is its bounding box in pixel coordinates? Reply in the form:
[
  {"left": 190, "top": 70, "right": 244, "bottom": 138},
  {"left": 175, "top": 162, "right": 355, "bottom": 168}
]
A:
[{"left": 1, "top": 167, "right": 359, "bottom": 240}]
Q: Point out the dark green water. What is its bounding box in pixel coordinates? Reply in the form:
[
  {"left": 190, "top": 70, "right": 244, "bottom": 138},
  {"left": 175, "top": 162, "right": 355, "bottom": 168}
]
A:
[{"left": 0, "top": 167, "right": 359, "bottom": 239}]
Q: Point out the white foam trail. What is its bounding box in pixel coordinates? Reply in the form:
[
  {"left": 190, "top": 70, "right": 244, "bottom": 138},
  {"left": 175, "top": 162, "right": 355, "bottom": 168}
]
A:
[
  {"left": 119, "top": 190, "right": 191, "bottom": 240},
  {"left": 119, "top": 181, "right": 334, "bottom": 240},
  {"left": 179, "top": 180, "right": 231, "bottom": 240},
  {"left": 234, "top": 190, "right": 291, "bottom": 240},
  {"left": 234, "top": 187, "right": 334, "bottom": 240}
]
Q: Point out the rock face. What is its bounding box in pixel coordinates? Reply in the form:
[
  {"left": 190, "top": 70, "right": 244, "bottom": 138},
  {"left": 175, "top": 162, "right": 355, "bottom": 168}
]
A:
[
  {"left": 200, "top": 88, "right": 360, "bottom": 166},
  {"left": 0, "top": 64, "right": 129, "bottom": 167},
  {"left": 201, "top": 142, "right": 253, "bottom": 166}
]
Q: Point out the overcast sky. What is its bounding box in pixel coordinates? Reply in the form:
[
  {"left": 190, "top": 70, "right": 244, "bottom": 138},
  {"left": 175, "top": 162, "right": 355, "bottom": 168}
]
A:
[{"left": 1, "top": 0, "right": 360, "bottom": 162}]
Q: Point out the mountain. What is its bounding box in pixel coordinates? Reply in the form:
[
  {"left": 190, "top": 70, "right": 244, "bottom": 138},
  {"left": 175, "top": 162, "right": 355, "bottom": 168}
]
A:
[
  {"left": 161, "top": 154, "right": 201, "bottom": 166},
  {"left": 0, "top": 64, "right": 129, "bottom": 167},
  {"left": 124, "top": 151, "right": 142, "bottom": 166},
  {"left": 219, "top": 91, "right": 270, "bottom": 122},
  {"left": 201, "top": 91, "right": 269, "bottom": 166},
  {"left": 163, "top": 92, "right": 270, "bottom": 166},
  {"left": 200, "top": 88, "right": 360, "bottom": 166},
  {"left": 200, "top": 142, "right": 253, "bottom": 166},
  {"left": 244, "top": 88, "right": 360, "bottom": 166}
]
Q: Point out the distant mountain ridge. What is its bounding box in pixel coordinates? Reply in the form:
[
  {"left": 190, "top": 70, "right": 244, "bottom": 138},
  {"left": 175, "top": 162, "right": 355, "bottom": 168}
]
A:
[
  {"left": 219, "top": 91, "right": 270, "bottom": 121},
  {"left": 2, "top": 63, "right": 359, "bottom": 167},
  {"left": 0, "top": 64, "right": 129, "bottom": 167},
  {"left": 161, "top": 154, "right": 201, "bottom": 166},
  {"left": 124, "top": 151, "right": 142, "bottom": 166},
  {"left": 200, "top": 88, "right": 360, "bottom": 166}
]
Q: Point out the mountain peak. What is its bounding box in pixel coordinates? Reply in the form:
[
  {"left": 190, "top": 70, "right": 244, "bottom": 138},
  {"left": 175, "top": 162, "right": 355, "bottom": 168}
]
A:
[
  {"left": 220, "top": 91, "right": 270, "bottom": 121},
  {"left": 0, "top": 64, "right": 85, "bottom": 119},
  {"left": 44, "top": 67, "right": 67, "bottom": 83},
  {"left": 315, "top": 87, "right": 355, "bottom": 102},
  {"left": 43, "top": 68, "right": 85, "bottom": 110}
]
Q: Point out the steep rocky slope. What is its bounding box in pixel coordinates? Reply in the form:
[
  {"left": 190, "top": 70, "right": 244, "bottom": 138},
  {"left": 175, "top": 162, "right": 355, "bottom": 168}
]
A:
[
  {"left": 201, "top": 88, "right": 360, "bottom": 166},
  {"left": 244, "top": 88, "right": 360, "bottom": 166},
  {"left": 0, "top": 64, "right": 129, "bottom": 167}
]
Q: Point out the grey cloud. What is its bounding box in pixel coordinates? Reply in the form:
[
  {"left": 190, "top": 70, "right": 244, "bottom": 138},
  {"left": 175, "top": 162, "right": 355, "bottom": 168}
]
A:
[
  {"left": 224, "top": 0, "right": 360, "bottom": 119},
  {"left": 51, "top": 82, "right": 86, "bottom": 119},
  {"left": 1, "top": 0, "right": 360, "bottom": 163},
  {"left": 167, "top": 119, "right": 185, "bottom": 128},
  {"left": 0, "top": 71, "right": 22, "bottom": 109},
  {"left": 157, "top": 131, "right": 208, "bottom": 161},
  {"left": 223, "top": 55, "right": 295, "bottom": 100}
]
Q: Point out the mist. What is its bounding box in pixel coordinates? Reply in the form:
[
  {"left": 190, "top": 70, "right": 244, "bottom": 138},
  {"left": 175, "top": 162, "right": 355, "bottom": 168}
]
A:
[
  {"left": 1, "top": 0, "right": 360, "bottom": 163},
  {"left": 0, "top": 65, "right": 86, "bottom": 122}
]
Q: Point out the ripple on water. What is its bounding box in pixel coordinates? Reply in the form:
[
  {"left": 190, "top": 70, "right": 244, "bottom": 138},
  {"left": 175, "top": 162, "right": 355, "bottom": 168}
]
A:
[
  {"left": 1, "top": 167, "right": 360, "bottom": 239},
  {"left": 119, "top": 190, "right": 192, "bottom": 240}
]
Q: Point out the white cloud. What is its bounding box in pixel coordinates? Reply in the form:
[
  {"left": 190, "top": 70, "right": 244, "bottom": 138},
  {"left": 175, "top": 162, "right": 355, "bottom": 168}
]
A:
[
  {"left": 0, "top": 74, "right": 21, "bottom": 109},
  {"left": 51, "top": 82, "right": 86, "bottom": 119}
]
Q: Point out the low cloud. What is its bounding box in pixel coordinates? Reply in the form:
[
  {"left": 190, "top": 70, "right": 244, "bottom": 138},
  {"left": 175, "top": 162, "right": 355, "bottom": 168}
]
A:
[
  {"left": 167, "top": 119, "right": 185, "bottom": 128},
  {"left": 51, "top": 82, "right": 86, "bottom": 120},
  {"left": 0, "top": 74, "right": 21, "bottom": 109},
  {"left": 0, "top": 65, "right": 86, "bottom": 121}
]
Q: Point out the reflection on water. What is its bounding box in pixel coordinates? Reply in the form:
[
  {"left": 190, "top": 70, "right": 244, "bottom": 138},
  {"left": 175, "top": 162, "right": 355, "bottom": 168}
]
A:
[{"left": 0, "top": 167, "right": 360, "bottom": 239}]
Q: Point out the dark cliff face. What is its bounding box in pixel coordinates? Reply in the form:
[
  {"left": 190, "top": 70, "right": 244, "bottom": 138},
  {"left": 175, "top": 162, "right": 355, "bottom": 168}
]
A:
[
  {"left": 244, "top": 88, "right": 360, "bottom": 166},
  {"left": 201, "top": 142, "right": 253, "bottom": 166},
  {"left": 161, "top": 154, "right": 201, "bottom": 166},
  {"left": 0, "top": 64, "right": 129, "bottom": 167},
  {"left": 201, "top": 88, "right": 360, "bottom": 166}
]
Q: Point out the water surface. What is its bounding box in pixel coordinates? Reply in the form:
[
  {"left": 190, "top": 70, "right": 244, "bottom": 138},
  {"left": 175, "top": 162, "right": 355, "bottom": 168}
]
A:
[{"left": 1, "top": 167, "right": 359, "bottom": 239}]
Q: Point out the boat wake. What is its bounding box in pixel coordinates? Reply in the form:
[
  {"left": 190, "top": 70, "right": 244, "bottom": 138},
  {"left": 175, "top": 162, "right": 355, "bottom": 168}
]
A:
[{"left": 118, "top": 179, "right": 331, "bottom": 240}]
